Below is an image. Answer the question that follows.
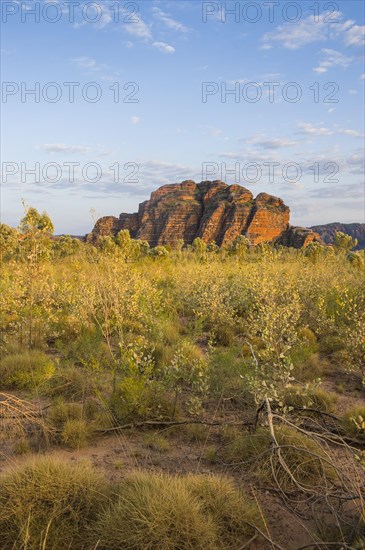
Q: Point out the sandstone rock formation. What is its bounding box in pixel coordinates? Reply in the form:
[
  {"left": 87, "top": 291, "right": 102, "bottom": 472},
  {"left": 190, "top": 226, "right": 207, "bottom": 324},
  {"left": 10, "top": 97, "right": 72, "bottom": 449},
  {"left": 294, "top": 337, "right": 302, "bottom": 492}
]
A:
[
  {"left": 276, "top": 226, "right": 321, "bottom": 249},
  {"left": 87, "top": 180, "right": 318, "bottom": 248}
]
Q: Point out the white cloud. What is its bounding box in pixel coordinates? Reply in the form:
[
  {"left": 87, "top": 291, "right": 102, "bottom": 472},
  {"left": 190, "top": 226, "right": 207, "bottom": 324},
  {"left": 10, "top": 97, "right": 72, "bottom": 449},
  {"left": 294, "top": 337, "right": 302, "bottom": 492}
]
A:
[
  {"left": 210, "top": 129, "right": 221, "bottom": 138},
  {"left": 344, "top": 24, "right": 365, "bottom": 46},
  {"left": 258, "top": 138, "right": 299, "bottom": 149},
  {"left": 310, "top": 183, "right": 363, "bottom": 199},
  {"left": 97, "top": 12, "right": 112, "bottom": 29},
  {"left": 71, "top": 3, "right": 112, "bottom": 30},
  {"left": 338, "top": 129, "right": 364, "bottom": 138},
  {"left": 239, "top": 133, "right": 300, "bottom": 151},
  {"left": 199, "top": 126, "right": 223, "bottom": 138},
  {"left": 124, "top": 17, "right": 152, "bottom": 39},
  {"left": 152, "top": 41, "right": 175, "bottom": 54},
  {"left": 72, "top": 56, "right": 98, "bottom": 69},
  {"left": 313, "top": 48, "right": 352, "bottom": 73},
  {"left": 297, "top": 123, "right": 363, "bottom": 139},
  {"left": 152, "top": 7, "right": 189, "bottom": 33},
  {"left": 297, "top": 122, "right": 333, "bottom": 136},
  {"left": 130, "top": 116, "right": 140, "bottom": 125},
  {"left": 71, "top": 56, "right": 118, "bottom": 81},
  {"left": 120, "top": 9, "right": 180, "bottom": 53},
  {"left": 313, "top": 67, "right": 328, "bottom": 74},
  {"left": 37, "top": 143, "right": 90, "bottom": 154},
  {"left": 262, "top": 12, "right": 364, "bottom": 50},
  {"left": 345, "top": 149, "right": 365, "bottom": 174},
  {"left": 262, "top": 14, "right": 335, "bottom": 49}
]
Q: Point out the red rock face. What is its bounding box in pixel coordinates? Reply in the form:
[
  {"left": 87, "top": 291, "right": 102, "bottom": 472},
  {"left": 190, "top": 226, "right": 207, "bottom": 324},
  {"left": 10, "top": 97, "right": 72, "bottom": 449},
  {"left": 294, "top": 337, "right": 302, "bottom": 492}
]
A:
[
  {"left": 245, "top": 193, "right": 290, "bottom": 245},
  {"left": 86, "top": 216, "right": 120, "bottom": 241},
  {"left": 86, "top": 180, "right": 316, "bottom": 248},
  {"left": 276, "top": 226, "right": 322, "bottom": 248}
]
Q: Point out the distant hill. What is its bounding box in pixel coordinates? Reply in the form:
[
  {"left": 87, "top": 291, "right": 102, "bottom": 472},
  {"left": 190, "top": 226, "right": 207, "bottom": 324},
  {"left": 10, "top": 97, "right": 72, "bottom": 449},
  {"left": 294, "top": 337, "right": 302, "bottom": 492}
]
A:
[{"left": 310, "top": 223, "right": 365, "bottom": 250}]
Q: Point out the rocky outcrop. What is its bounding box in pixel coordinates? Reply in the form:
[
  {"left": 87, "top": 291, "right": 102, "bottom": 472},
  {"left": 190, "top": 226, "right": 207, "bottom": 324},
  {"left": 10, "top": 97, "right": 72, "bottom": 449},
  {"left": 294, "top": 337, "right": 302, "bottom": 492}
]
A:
[
  {"left": 310, "top": 223, "right": 365, "bottom": 250},
  {"left": 87, "top": 180, "right": 318, "bottom": 248},
  {"left": 276, "top": 226, "right": 321, "bottom": 248}
]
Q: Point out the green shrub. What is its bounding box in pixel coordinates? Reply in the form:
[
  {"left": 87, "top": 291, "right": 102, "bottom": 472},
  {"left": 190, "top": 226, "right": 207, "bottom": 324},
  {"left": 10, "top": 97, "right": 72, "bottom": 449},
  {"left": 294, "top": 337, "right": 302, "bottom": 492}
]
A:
[
  {"left": 297, "top": 327, "right": 318, "bottom": 347},
  {"left": 48, "top": 399, "right": 84, "bottom": 429},
  {"left": 341, "top": 406, "right": 365, "bottom": 440},
  {"left": 110, "top": 379, "right": 175, "bottom": 422},
  {"left": 203, "top": 445, "right": 219, "bottom": 464},
  {"left": 0, "top": 457, "right": 107, "bottom": 549},
  {"left": 152, "top": 341, "right": 175, "bottom": 368},
  {"left": 12, "top": 438, "right": 30, "bottom": 456},
  {"left": 57, "top": 327, "right": 110, "bottom": 366},
  {"left": 208, "top": 347, "right": 246, "bottom": 398},
  {"left": 283, "top": 385, "right": 338, "bottom": 413},
  {"left": 142, "top": 432, "right": 170, "bottom": 452},
  {"left": 0, "top": 351, "right": 55, "bottom": 390},
  {"left": 319, "top": 335, "right": 346, "bottom": 355},
  {"left": 61, "top": 419, "right": 92, "bottom": 449},
  {"left": 292, "top": 352, "right": 326, "bottom": 382},
  {"left": 45, "top": 365, "right": 92, "bottom": 399},
  {"left": 181, "top": 423, "right": 207, "bottom": 442}
]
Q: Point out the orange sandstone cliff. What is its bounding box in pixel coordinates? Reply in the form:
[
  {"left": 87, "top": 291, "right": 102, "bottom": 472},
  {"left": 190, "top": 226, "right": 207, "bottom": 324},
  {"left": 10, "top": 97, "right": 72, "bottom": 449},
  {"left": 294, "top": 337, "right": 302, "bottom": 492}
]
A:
[{"left": 87, "top": 180, "right": 319, "bottom": 248}]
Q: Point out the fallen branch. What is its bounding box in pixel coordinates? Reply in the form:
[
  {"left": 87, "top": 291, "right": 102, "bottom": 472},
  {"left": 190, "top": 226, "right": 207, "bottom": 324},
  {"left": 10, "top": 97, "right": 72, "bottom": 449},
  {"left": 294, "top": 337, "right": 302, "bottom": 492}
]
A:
[
  {"left": 97, "top": 418, "right": 252, "bottom": 433},
  {"left": 295, "top": 543, "right": 356, "bottom": 550},
  {"left": 245, "top": 522, "right": 286, "bottom": 550}
]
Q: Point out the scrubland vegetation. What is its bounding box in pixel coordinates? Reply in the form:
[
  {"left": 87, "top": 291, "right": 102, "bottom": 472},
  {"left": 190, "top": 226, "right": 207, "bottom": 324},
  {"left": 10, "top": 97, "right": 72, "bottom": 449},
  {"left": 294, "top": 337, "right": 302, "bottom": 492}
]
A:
[{"left": 0, "top": 207, "right": 364, "bottom": 549}]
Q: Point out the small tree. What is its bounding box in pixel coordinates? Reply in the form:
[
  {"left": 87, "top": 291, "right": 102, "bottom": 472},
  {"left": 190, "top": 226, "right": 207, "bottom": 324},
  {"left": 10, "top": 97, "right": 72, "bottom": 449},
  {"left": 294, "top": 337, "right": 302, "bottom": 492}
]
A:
[
  {"left": 192, "top": 238, "right": 207, "bottom": 261},
  {"left": 136, "top": 240, "right": 150, "bottom": 258},
  {"left": 115, "top": 229, "right": 132, "bottom": 259},
  {"left": 207, "top": 241, "right": 219, "bottom": 254},
  {"left": 175, "top": 239, "right": 184, "bottom": 253},
  {"left": 18, "top": 204, "right": 54, "bottom": 262},
  {"left": 149, "top": 246, "right": 169, "bottom": 258},
  {"left": 347, "top": 251, "right": 364, "bottom": 270},
  {"left": 55, "top": 235, "right": 82, "bottom": 259},
  {"left": 97, "top": 236, "right": 118, "bottom": 256},
  {"left": 304, "top": 242, "right": 323, "bottom": 264},
  {"left": 334, "top": 231, "right": 357, "bottom": 254},
  {"left": 17, "top": 204, "right": 54, "bottom": 348},
  {"left": 0, "top": 224, "right": 19, "bottom": 261},
  {"left": 230, "top": 235, "right": 250, "bottom": 260}
]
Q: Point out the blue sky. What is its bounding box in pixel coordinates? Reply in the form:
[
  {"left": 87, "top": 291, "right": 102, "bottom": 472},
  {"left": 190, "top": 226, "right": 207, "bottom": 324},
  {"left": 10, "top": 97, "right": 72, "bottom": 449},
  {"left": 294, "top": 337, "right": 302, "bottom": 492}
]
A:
[{"left": 1, "top": 0, "right": 364, "bottom": 234}]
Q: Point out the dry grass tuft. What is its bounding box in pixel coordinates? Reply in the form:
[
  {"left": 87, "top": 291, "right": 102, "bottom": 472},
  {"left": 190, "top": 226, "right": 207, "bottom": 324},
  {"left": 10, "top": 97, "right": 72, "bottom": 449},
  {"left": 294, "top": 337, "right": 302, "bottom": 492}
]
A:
[
  {"left": 92, "top": 471, "right": 260, "bottom": 549},
  {"left": 0, "top": 351, "right": 55, "bottom": 390},
  {"left": 142, "top": 432, "right": 170, "bottom": 452},
  {"left": 0, "top": 457, "right": 107, "bottom": 549}
]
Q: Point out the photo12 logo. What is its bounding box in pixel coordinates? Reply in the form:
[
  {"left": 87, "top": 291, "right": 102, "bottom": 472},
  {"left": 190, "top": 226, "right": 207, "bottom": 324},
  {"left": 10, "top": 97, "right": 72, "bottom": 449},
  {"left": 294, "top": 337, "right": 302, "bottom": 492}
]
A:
[
  {"left": 202, "top": 82, "right": 339, "bottom": 104},
  {"left": 202, "top": 161, "right": 339, "bottom": 184},
  {"left": 1, "top": 162, "right": 140, "bottom": 185},
  {"left": 201, "top": 2, "right": 340, "bottom": 24},
  {"left": 1, "top": 1, "right": 140, "bottom": 24},
  {"left": 1, "top": 81, "right": 140, "bottom": 104}
]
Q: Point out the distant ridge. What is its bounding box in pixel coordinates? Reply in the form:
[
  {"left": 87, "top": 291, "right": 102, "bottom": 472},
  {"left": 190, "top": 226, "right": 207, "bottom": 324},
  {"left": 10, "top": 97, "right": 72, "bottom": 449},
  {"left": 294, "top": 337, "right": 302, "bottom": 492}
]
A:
[{"left": 310, "top": 223, "right": 365, "bottom": 250}]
